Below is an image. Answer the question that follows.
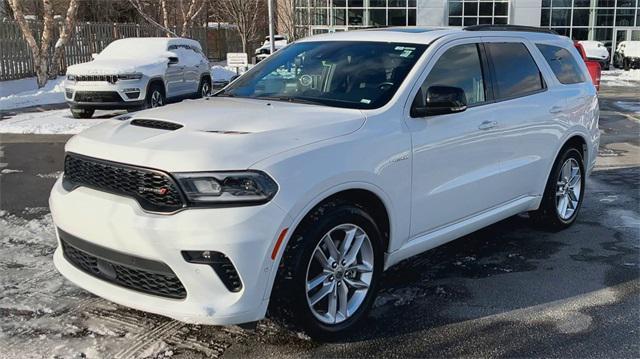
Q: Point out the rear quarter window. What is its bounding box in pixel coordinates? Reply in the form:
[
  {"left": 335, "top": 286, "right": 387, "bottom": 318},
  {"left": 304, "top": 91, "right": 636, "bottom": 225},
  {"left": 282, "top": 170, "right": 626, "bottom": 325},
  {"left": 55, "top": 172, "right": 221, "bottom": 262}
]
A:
[{"left": 536, "top": 44, "right": 586, "bottom": 85}]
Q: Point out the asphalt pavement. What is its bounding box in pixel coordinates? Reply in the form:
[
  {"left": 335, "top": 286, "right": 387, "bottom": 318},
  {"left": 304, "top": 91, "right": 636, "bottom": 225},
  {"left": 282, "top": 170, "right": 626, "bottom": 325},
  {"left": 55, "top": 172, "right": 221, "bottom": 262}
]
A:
[{"left": 0, "top": 87, "right": 638, "bottom": 358}]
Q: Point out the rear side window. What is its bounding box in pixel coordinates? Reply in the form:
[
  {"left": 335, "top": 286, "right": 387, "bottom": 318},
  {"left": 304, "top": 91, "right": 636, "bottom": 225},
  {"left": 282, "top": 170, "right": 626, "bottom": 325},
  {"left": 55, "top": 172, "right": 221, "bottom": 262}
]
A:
[
  {"left": 486, "top": 42, "right": 545, "bottom": 100},
  {"left": 536, "top": 44, "right": 586, "bottom": 85}
]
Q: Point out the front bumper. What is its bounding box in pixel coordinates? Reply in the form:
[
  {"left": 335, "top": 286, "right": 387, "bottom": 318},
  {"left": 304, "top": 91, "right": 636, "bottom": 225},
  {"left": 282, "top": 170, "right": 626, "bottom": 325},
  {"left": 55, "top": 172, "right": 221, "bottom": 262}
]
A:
[
  {"left": 64, "top": 78, "right": 148, "bottom": 110},
  {"left": 50, "top": 176, "right": 291, "bottom": 325}
]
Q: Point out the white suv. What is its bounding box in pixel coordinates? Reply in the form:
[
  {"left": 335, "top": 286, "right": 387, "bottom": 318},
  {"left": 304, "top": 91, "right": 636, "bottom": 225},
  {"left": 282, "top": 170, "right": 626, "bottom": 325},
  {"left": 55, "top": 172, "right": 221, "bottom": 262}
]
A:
[
  {"left": 51, "top": 26, "right": 599, "bottom": 339},
  {"left": 64, "top": 37, "right": 211, "bottom": 118}
]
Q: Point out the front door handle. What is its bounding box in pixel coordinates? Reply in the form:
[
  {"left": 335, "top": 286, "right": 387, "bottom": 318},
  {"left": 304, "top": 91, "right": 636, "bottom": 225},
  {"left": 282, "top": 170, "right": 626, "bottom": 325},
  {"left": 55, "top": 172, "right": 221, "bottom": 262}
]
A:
[{"left": 478, "top": 120, "right": 498, "bottom": 130}]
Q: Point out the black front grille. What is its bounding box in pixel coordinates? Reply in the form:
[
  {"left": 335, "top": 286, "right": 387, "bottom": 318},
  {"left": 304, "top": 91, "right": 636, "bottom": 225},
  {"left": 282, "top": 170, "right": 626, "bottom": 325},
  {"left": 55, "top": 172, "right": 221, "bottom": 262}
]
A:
[
  {"left": 131, "top": 119, "right": 183, "bottom": 131},
  {"left": 76, "top": 74, "right": 118, "bottom": 83},
  {"left": 59, "top": 229, "right": 187, "bottom": 299},
  {"left": 63, "top": 153, "right": 185, "bottom": 213},
  {"left": 74, "top": 91, "right": 123, "bottom": 103}
]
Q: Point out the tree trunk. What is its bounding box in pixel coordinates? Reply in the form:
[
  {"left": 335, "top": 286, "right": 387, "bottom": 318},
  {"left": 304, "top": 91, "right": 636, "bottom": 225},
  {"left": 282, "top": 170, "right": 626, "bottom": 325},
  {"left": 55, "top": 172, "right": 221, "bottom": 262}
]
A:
[{"left": 49, "top": 0, "right": 80, "bottom": 78}]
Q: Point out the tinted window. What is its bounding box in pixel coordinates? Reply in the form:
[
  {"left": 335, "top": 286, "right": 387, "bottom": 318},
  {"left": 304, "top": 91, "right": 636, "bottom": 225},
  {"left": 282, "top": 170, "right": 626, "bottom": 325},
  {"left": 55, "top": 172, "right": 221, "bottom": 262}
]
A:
[
  {"left": 536, "top": 44, "right": 587, "bottom": 85},
  {"left": 486, "top": 43, "right": 545, "bottom": 99},
  {"left": 415, "top": 43, "right": 486, "bottom": 109}
]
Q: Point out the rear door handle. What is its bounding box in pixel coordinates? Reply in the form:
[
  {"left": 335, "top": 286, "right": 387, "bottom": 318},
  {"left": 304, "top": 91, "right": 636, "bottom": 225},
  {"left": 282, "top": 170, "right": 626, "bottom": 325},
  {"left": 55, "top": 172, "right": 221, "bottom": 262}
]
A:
[{"left": 478, "top": 120, "right": 498, "bottom": 130}]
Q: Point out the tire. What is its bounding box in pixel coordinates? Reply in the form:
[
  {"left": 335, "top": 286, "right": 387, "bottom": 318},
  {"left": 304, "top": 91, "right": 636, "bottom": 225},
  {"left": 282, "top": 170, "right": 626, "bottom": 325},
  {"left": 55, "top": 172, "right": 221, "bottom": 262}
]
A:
[
  {"left": 70, "top": 108, "right": 94, "bottom": 119},
  {"left": 270, "top": 200, "right": 384, "bottom": 340},
  {"left": 145, "top": 83, "right": 165, "bottom": 109},
  {"left": 530, "top": 147, "right": 585, "bottom": 231},
  {"left": 196, "top": 76, "right": 211, "bottom": 98}
]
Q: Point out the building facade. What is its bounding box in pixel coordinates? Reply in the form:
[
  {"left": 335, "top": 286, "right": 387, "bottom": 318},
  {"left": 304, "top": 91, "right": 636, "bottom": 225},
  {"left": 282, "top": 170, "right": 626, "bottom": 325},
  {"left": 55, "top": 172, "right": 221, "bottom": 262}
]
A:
[{"left": 292, "top": 0, "right": 639, "bottom": 57}]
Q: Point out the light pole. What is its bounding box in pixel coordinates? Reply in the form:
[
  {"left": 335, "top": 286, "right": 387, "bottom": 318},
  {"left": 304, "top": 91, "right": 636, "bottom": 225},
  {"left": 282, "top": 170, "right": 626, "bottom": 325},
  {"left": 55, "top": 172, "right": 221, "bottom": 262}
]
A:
[{"left": 268, "top": 0, "right": 276, "bottom": 54}]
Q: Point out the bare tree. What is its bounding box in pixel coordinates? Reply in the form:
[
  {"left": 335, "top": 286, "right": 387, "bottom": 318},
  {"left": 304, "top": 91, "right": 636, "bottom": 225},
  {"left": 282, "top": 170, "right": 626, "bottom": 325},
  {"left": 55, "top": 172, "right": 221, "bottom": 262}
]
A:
[
  {"left": 215, "top": 0, "right": 262, "bottom": 54},
  {"left": 128, "top": 0, "right": 205, "bottom": 37},
  {"left": 8, "top": 0, "right": 80, "bottom": 87},
  {"left": 275, "top": 0, "right": 296, "bottom": 42}
]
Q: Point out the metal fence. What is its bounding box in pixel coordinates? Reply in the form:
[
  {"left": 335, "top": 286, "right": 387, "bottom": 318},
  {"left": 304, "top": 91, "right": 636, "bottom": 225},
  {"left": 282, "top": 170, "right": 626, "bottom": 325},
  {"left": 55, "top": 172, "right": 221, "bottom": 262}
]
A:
[{"left": 0, "top": 20, "right": 242, "bottom": 81}]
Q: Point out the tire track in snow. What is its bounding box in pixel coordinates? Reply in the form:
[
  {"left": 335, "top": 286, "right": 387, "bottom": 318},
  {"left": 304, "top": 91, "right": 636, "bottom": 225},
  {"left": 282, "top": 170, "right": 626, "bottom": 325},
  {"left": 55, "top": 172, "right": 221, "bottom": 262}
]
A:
[{"left": 114, "top": 320, "right": 184, "bottom": 359}]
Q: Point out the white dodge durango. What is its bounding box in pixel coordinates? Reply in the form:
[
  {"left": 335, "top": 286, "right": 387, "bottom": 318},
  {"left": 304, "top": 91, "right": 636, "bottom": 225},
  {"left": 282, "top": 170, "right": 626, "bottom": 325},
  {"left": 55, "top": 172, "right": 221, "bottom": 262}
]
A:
[{"left": 50, "top": 26, "right": 599, "bottom": 339}]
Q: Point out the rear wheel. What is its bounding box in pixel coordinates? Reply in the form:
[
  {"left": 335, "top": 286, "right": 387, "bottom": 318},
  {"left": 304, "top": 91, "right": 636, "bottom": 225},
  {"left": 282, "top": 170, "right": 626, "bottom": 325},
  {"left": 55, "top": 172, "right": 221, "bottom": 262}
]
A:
[
  {"left": 70, "top": 108, "right": 94, "bottom": 119},
  {"left": 530, "top": 147, "right": 585, "bottom": 231},
  {"left": 270, "top": 200, "right": 383, "bottom": 340}
]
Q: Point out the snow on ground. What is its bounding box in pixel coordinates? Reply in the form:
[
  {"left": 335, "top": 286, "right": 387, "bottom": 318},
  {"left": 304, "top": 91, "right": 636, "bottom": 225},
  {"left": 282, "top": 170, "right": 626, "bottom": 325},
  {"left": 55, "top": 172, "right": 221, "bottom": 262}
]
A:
[
  {"left": 0, "top": 77, "right": 66, "bottom": 111},
  {"left": 615, "top": 101, "right": 640, "bottom": 114},
  {"left": 0, "top": 109, "right": 116, "bottom": 134},
  {"left": 600, "top": 69, "right": 640, "bottom": 87},
  {"left": 211, "top": 65, "right": 237, "bottom": 82}
]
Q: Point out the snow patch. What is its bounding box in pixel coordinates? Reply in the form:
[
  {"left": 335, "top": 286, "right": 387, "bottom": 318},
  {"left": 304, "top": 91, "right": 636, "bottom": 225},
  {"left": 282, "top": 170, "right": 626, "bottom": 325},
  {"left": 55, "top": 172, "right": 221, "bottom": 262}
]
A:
[
  {"left": 0, "top": 77, "right": 66, "bottom": 110},
  {"left": 615, "top": 101, "right": 640, "bottom": 114},
  {"left": 0, "top": 109, "right": 114, "bottom": 134},
  {"left": 36, "top": 171, "right": 63, "bottom": 179},
  {"left": 0, "top": 168, "right": 23, "bottom": 175},
  {"left": 601, "top": 69, "right": 640, "bottom": 87}
]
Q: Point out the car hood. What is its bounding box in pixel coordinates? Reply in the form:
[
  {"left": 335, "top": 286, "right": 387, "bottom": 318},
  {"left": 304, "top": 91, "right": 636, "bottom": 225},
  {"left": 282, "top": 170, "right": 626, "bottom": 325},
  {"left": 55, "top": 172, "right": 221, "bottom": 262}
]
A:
[
  {"left": 66, "top": 57, "right": 165, "bottom": 75},
  {"left": 65, "top": 97, "right": 366, "bottom": 171}
]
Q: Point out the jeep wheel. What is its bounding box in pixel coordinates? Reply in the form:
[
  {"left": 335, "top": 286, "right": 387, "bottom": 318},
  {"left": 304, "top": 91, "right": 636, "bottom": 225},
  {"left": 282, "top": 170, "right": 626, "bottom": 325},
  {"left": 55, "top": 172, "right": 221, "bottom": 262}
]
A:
[
  {"left": 146, "top": 85, "right": 165, "bottom": 109},
  {"left": 71, "top": 108, "right": 95, "bottom": 119},
  {"left": 197, "top": 77, "right": 211, "bottom": 98}
]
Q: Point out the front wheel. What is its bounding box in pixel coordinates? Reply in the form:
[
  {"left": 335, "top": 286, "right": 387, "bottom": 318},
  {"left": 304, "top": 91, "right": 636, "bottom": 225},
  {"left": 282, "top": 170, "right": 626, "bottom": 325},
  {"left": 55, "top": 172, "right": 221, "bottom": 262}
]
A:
[
  {"left": 270, "top": 201, "right": 383, "bottom": 340},
  {"left": 196, "top": 77, "right": 211, "bottom": 98},
  {"left": 70, "top": 108, "right": 94, "bottom": 119},
  {"left": 145, "top": 85, "right": 165, "bottom": 109},
  {"left": 530, "top": 147, "right": 585, "bottom": 231}
]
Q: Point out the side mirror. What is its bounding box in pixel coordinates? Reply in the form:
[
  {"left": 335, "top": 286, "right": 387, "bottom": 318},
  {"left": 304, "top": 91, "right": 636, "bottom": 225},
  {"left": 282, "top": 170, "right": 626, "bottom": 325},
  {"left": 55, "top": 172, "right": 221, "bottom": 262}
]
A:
[
  {"left": 411, "top": 86, "right": 468, "bottom": 117},
  {"left": 91, "top": 53, "right": 98, "bottom": 60},
  {"left": 168, "top": 56, "right": 179, "bottom": 65}
]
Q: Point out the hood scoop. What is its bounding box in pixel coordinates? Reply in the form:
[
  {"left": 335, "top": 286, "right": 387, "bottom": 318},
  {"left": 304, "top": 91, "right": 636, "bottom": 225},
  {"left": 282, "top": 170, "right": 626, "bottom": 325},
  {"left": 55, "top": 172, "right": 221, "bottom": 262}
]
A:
[{"left": 130, "top": 119, "right": 183, "bottom": 131}]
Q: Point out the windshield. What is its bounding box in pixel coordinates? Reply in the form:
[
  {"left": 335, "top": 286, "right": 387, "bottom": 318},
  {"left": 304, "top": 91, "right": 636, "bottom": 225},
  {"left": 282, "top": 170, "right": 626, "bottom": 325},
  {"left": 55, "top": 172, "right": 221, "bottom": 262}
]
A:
[{"left": 220, "top": 41, "right": 427, "bottom": 109}]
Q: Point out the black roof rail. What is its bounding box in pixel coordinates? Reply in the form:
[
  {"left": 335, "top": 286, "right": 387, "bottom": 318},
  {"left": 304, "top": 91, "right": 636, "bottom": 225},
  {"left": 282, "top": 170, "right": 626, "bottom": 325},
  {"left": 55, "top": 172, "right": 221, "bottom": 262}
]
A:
[{"left": 464, "top": 25, "right": 558, "bottom": 35}]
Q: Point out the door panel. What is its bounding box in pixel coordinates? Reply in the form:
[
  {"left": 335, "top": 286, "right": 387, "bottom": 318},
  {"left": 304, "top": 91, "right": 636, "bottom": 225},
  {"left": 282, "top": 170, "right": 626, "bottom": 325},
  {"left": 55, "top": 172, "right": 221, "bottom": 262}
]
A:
[
  {"left": 407, "top": 40, "right": 509, "bottom": 237},
  {"left": 165, "top": 64, "right": 185, "bottom": 97}
]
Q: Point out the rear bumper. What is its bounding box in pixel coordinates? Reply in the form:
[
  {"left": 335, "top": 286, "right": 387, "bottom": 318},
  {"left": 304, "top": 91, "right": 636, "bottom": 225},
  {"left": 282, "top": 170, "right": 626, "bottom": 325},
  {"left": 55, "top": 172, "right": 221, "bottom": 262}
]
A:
[{"left": 50, "top": 176, "right": 292, "bottom": 325}]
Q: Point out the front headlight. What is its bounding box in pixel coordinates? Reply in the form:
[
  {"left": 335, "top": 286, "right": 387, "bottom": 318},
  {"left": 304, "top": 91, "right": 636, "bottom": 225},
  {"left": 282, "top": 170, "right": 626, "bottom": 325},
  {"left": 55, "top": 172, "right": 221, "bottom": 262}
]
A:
[
  {"left": 118, "top": 73, "right": 143, "bottom": 80},
  {"left": 67, "top": 74, "right": 76, "bottom": 81},
  {"left": 174, "top": 171, "right": 278, "bottom": 205}
]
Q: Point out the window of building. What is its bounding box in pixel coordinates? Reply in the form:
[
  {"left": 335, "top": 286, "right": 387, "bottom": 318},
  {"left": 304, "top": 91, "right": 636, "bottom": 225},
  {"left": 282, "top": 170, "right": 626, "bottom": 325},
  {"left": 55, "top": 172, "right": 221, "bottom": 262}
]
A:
[
  {"left": 447, "top": 0, "right": 510, "bottom": 27},
  {"left": 416, "top": 43, "right": 486, "bottom": 108},
  {"left": 486, "top": 43, "right": 545, "bottom": 100},
  {"left": 536, "top": 44, "right": 586, "bottom": 84}
]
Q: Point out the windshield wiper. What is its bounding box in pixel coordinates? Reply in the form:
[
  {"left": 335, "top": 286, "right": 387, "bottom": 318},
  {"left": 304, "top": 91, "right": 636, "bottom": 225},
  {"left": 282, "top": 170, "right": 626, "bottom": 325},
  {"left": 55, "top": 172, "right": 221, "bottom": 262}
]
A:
[{"left": 257, "top": 96, "right": 324, "bottom": 106}]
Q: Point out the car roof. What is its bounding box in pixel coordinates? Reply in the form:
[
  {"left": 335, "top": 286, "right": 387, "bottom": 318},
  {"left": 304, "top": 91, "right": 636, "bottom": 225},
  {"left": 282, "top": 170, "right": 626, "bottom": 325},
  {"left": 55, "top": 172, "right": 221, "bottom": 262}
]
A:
[
  {"left": 297, "top": 26, "right": 567, "bottom": 46},
  {"left": 113, "top": 37, "right": 200, "bottom": 47}
]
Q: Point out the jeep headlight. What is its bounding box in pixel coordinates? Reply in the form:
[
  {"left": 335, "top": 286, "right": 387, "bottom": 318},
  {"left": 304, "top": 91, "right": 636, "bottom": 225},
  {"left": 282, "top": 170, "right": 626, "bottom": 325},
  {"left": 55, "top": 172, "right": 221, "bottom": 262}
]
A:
[
  {"left": 118, "top": 73, "right": 143, "bottom": 80},
  {"left": 174, "top": 171, "right": 278, "bottom": 205}
]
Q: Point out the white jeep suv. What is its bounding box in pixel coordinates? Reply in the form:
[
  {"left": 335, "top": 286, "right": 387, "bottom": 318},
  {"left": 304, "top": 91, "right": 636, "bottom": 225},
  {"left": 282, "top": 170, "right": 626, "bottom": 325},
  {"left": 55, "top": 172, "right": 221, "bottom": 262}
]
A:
[
  {"left": 64, "top": 37, "right": 211, "bottom": 118},
  {"left": 51, "top": 26, "right": 599, "bottom": 339}
]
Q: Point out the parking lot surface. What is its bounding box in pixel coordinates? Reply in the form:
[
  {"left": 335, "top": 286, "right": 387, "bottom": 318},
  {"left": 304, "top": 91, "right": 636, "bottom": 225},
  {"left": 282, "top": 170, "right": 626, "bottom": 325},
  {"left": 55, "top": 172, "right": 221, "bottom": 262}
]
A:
[{"left": 0, "top": 87, "right": 638, "bottom": 358}]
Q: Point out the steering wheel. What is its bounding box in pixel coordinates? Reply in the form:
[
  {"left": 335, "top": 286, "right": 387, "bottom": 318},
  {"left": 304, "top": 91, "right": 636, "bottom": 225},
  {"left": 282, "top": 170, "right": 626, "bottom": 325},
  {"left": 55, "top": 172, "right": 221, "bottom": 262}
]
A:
[{"left": 378, "top": 82, "right": 394, "bottom": 90}]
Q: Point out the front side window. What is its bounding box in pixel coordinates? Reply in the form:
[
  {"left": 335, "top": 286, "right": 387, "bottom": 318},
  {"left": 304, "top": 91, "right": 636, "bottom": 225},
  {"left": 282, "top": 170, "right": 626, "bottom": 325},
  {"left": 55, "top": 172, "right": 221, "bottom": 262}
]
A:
[
  {"left": 220, "top": 41, "right": 427, "bottom": 110},
  {"left": 416, "top": 43, "right": 486, "bottom": 107},
  {"left": 486, "top": 42, "right": 545, "bottom": 100},
  {"left": 536, "top": 44, "right": 586, "bottom": 85}
]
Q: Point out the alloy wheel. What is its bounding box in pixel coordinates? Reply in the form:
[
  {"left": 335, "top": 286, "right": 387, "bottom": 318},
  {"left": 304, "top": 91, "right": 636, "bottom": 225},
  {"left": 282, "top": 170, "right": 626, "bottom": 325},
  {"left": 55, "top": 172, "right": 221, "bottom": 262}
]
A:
[
  {"left": 305, "top": 223, "right": 374, "bottom": 325},
  {"left": 555, "top": 158, "right": 581, "bottom": 220},
  {"left": 150, "top": 90, "right": 164, "bottom": 107},
  {"left": 202, "top": 82, "right": 211, "bottom": 97}
]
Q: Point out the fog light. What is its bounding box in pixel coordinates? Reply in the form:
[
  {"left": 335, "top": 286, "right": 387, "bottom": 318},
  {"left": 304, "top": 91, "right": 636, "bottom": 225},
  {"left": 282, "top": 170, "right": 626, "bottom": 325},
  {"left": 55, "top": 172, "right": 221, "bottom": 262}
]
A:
[{"left": 182, "top": 250, "right": 243, "bottom": 292}]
